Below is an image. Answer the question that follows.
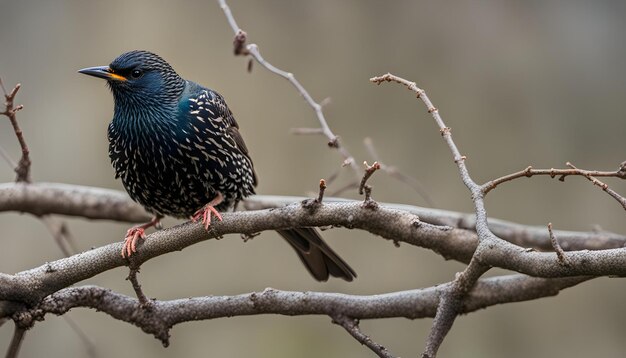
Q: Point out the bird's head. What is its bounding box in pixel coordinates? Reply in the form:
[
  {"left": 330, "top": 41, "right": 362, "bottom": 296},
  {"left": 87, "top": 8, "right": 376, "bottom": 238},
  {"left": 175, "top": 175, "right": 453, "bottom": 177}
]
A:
[{"left": 79, "top": 50, "right": 185, "bottom": 108}]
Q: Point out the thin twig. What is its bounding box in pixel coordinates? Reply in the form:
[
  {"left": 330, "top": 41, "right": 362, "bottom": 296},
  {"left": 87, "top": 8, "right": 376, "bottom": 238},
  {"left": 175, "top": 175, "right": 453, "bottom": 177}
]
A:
[
  {"left": 566, "top": 162, "right": 626, "bottom": 211},
  {"left": 126, "top": 267, "right": 152, "bottom": 309},
  {"left": 371, "top": 73, "right": 492, "bottom": 357},
  {"left": 0, "top": 79, "right": 30, "bottom": 183},
  {"left": 5, "top": 324, "right": 26, "bottom": 358},
  {"left": 218, "top": 0, "right": 361, "bottom": 181},
  {"left": 482, "top": 163, "right": 626, "bottom": 211},
  {"left": 359, "top": 161, "right": 381, "bottom": 195},
  {"left": 316, "top": 179, "right": 327, "bottom": 203},
  {"left": 4, "top": 275, "right": 588, "bottom": 348},
  {"left": 548, "top": 223, "right": 568, "bottom": 266},
  {"left": 332, "top": 315, "right": 396, "bottom": 358},
  {"left": 0, "top": 113, "right": 79, "bottom": 256}
]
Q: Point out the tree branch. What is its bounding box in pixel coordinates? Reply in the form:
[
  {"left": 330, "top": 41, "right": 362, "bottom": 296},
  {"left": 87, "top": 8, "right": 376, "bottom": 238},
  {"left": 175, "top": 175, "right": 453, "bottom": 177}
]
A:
[
  {"left": 0, "top": 182, "right": 151, "bottom": 223},
  {"left": 4, "top": 274, "right": 588, "bottom": 347},
  {"left": 370, "top": 72, "right": 626, "bottom": 356},
  {"left": 217, "top": 0, "right": 361, "bottom": 181},
  {"left": 0, "top": 79, "right": 30, "bottom": 183}
]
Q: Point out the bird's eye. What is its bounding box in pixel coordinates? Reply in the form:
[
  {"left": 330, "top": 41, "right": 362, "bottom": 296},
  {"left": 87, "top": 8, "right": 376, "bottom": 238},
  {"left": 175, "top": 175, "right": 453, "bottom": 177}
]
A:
[{"left": 130, "top": 69, "right": 143, "bottom": 79}]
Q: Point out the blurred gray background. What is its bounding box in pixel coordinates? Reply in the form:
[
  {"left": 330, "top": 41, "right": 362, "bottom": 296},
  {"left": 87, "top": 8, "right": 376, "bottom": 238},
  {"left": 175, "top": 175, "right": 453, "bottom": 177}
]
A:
[{"left": 1, "top": 0, "right": 626, "bottom": 357}]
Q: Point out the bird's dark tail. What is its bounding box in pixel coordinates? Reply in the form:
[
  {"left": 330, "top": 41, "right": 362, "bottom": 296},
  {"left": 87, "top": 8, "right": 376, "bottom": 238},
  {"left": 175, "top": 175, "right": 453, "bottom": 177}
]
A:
[{"left": 276, "top": 228, "right": 356, "bottom": 282}]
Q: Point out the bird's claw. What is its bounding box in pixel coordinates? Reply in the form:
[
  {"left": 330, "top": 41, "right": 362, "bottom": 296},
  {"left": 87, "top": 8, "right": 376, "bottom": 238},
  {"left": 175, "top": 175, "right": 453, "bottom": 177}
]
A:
[
  {"left": 122, "top": 227, "right": 146, "bottom": 258},
  {"left": 192, "top": 205, "right": 223, "bottom": 230}
]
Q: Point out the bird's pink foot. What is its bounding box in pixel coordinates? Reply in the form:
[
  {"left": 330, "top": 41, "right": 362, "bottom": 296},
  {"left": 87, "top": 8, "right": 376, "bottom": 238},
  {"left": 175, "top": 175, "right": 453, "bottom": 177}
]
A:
[
  {"left": 191, "top": 205, "right": 223, "bottom": 230},
  {"left": 191, "top": 193, "right": 225, "bottom": 230},
  {"left": 121, "top": 216, "right": 162, "bottom": 258},
  {"left": 122, "top": 227, "right": 146, "bottom": 258}
]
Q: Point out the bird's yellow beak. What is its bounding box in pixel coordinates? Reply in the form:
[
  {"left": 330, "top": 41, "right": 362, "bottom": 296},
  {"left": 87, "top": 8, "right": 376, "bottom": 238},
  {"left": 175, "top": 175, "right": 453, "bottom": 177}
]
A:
[{"left": 78, "top": 66, "right": 127, "bottom": 81}]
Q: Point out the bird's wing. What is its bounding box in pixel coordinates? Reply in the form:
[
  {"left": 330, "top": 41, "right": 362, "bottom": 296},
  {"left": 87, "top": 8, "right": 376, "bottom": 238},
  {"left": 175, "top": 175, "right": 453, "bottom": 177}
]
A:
[{"left": 188, "top": 87, "right": 258, "bottom": 187}]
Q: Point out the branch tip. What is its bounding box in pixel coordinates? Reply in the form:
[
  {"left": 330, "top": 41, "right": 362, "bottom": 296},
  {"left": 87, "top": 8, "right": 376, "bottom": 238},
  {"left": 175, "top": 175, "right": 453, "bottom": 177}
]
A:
[
  {"left": 359, "top": 161, "right": 380, "bottom": 193},
  {"left": 317, "top": 179, "right": 327, "bottom": 203}
]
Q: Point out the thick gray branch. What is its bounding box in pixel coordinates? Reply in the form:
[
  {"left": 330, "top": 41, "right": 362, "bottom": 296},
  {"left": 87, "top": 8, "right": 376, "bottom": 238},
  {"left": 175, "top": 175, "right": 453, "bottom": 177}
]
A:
[
  {"left": 0, "top": 182, "right": 150, "bottom": 222},
  {"left": 9, "top": 275, "right": 587, "bottom": 346},
  {"left": 247, "top": 195, "right": 626, "bottom": 251},
  {"left": 0, "top": 182, "right": 623, "bottom": 307},
  {"left": 0, "top": 200, "right": 468, "bottom": 304}
]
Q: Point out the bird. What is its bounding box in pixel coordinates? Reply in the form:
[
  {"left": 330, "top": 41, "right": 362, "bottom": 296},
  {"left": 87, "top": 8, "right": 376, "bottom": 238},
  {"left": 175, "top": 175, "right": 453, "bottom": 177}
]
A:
[{"left": 79, "top": 50, "right": 356, "bottom": 281}]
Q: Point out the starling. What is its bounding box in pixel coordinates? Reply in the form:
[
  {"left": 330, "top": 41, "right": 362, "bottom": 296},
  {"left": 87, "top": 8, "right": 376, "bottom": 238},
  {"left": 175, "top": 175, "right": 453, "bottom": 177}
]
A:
[{"left": 79, "top": 50, "right": 356, "bottom": 281}]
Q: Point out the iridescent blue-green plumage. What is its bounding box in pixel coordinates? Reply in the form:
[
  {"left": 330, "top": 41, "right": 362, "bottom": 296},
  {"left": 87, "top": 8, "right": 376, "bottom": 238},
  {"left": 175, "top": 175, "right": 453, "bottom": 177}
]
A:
[{"left": 81, "top": 50, "right": 355, "bottom": 281}]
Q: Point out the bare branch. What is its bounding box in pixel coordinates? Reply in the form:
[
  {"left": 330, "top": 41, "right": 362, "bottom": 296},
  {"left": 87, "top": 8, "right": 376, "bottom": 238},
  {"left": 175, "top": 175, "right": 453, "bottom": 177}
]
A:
[
  {"left": 0, "top": 79, "right": 30, "bottom": 183},
  {"left": 567, "top": 162, "right": 626, "bottom": 210},
  {"left": 218, "top": 0, "right": 361, "bottom": 182},
  {"left": 4, "top": 275, "right": 588, "bottom": 346},
  {"left": 0, "top": 193, "right": 623, "bottom": 310},
  {"left": 246, "top": 195, "right": 626, "bottom": 251},
  {"left": 482, "top": 163, "right": 626, "bottom": 211},
  {"left": 126, "top": 266, "right": 152, "bottom": 308},
  {"left": 369, "top": 72, "right": 626, "bottom": 356},
  {"left": 0, "top": 184, "right": 624, "bottom": 287},
  {"left": 0, "top": 182, "right": 151, "bottom": 223},
  {"left": 316, "top": 179, "right": 327, "bottom": 203},
  {"left": 359, "top": 161, "right": 381, "bottom": 195}
]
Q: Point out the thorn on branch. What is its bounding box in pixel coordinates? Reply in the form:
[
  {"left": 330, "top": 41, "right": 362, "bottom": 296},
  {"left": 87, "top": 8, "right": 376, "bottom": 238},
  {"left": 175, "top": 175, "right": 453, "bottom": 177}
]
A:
[{"left": 548, "top": 223, "right": 568, "bottom": 266}]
